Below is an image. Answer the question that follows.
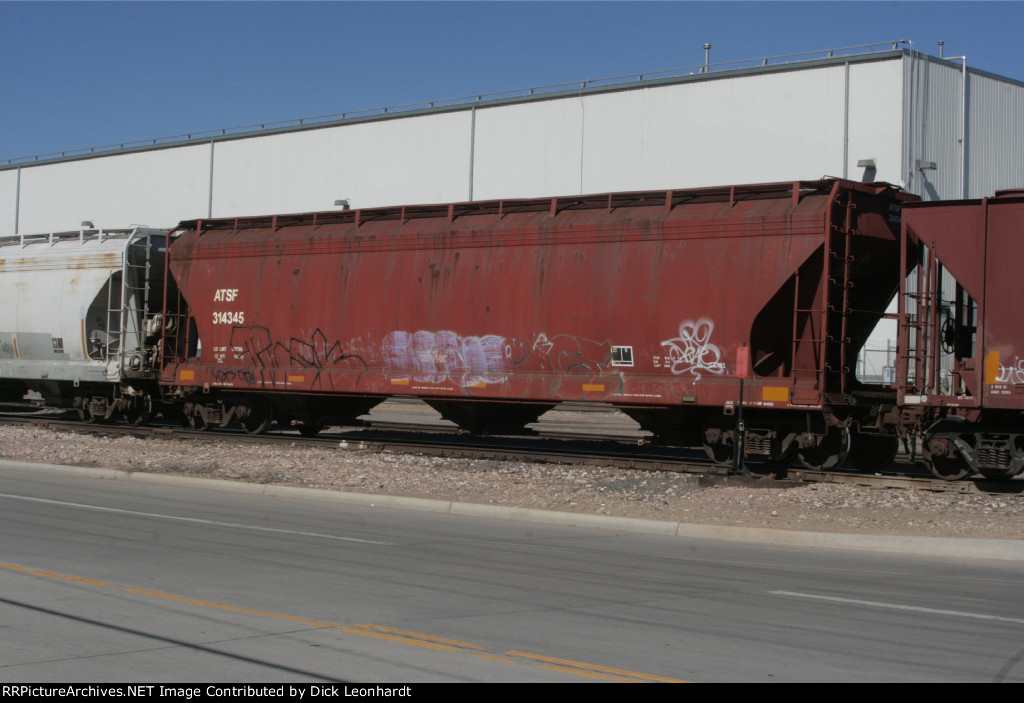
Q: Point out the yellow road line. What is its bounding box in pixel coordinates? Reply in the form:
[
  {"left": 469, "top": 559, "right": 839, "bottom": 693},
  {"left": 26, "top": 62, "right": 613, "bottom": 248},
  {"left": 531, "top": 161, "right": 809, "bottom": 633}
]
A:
[
  {"left": 1, "top": 561, "right": 685, "bottom": 681},
  {"left": 535, "top": 663, "right": 643, "bottom": 682},
  {"left": 2, "top": 562, "right": 113, "bottom": 588},
  {"left": 352, "top": 623, "right": 484, "bottom": 650},
  {"left": 508, "top": 649, "right": 691, "bottom": 683},
  {"left": 338, "top": 627, "right": 461, "bottom": 653},
  {"left": 472, "top": 653, "right": 518, "bottom": 664},
  {"left": 2, "top": 562, "right": 459, "bottom": 653},
  {"left": 118, "top": 588, "right": 461, "bottom": 653},
  {"left": 121, "top": 587, "right": 338, "bottom": 629}
]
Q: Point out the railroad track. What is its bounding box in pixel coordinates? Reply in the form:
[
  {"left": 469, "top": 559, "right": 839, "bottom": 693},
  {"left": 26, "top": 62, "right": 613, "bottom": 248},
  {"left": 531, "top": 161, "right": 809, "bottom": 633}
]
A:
[{"left": 2, "top": 408, "right": 1018, "bottom": 495}]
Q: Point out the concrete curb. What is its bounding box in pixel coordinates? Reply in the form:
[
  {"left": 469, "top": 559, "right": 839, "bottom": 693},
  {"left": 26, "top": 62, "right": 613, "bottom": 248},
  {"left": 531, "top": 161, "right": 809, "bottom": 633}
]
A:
[{"left": 3, "top": 458, "right": 1023, "bottom": 561}]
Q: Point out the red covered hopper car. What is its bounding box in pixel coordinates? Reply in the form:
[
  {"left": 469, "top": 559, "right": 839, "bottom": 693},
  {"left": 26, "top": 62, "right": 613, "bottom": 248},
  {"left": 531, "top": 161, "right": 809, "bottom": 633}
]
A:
[
  {"left": 899, "top": 189, "right": 1024, "bottom": 479},
  {"left": 159, "top": 178, "right": 915, "bottom": 470}
]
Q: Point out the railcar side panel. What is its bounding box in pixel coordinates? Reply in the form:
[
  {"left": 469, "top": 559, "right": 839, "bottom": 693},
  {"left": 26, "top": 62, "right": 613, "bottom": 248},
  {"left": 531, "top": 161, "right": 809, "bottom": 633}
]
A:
[
  {"left": 162, "top": 181, "right": 911, "bottom": 430},
  {"left": 901, "top": 190, "right": 1024, "bottom": 478},
  {"left": 0, "top": 228, "right": 172, "bottom": 418},
  {"left": 982, "top": 193, "right": 1024, "bottom": 408}
]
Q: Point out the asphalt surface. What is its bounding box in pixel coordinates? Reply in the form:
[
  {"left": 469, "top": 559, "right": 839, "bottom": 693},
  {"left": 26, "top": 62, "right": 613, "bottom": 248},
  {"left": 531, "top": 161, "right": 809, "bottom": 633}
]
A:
[{"left": 2, "top": 459, "right": 1023, "bottom": 682}]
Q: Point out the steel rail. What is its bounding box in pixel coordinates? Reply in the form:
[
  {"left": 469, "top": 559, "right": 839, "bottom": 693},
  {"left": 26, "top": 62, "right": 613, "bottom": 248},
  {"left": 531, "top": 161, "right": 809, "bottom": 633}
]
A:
[{"left": 0, "top": 411, "right": 1015, "bottom": 495}]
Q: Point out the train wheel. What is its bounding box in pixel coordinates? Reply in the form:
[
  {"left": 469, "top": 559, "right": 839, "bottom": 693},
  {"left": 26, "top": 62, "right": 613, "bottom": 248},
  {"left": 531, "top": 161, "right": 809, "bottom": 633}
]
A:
[
  {"left": 123, "top": 396, "right": 152, "bottom": 426},
  {"left": 704, "top": 441, "right": 732, "bottom": 464},
  {"left": 185, "top": 405, "right": 209, "bottom": 431},
  {"left": 702, "top": 414, "right": 734, "bottom": 464},
  {"left": 923, "top": 417, "right": 973, "bottom": 481},
  {"left": 929, "top": 454, "right": 972, "bottom": 481},
  {"left": 797, "top": 426, "right": 851, "bottom": 470},
  {"left": 77, "top": 396, "right": 108, "bottom": 424},
  {"left": 847, "top": 434, "right": 899, "bottom": 473},
  {"left": 754, "top": 445, "right": 797, "bottom": 477},
  {"left": 238, "top": 398, "right": 273, "bottom": 435}
]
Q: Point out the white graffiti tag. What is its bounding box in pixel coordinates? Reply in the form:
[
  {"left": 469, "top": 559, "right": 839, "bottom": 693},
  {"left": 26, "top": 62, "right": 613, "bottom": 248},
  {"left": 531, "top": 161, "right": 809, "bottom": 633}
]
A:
[
  {"left": 661, "top": 318, "right": 725, "bottom": 380},
  {"left": 532, "top": 333, "right": 554, "bottom": 356},
  {"left": 997, "top": 357, "right": 1024, "bottom": 385}
]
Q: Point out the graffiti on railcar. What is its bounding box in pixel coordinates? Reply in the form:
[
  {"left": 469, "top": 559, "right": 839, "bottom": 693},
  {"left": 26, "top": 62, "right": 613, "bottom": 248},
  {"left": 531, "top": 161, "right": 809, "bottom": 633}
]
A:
[
  {"left": 228, "top": 325, "right": 368, "bottom": 389},
  {"left": 504, "top": 332, "right": 612, "bottom": 375},
  {"left": 209, "top": 366, "right": 259, "bottom": 386},
  {"left": 659, "top": 318, "right": 725, "bottom": 380},
  {"left": 381, "top": 329, "right": 616, "bottom": 387},
  {"left": 997, "top": 356, "right": 1024, "bottom": 385},
  {"left": 383, "top": 330, "right": 508, "bottom": 385}
]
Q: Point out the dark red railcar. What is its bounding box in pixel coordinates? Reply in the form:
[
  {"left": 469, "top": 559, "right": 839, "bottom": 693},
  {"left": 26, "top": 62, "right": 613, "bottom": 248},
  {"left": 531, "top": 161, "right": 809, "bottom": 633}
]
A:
[
  {"left": 160, "top": 179, "right": 914, "bottom": 469},
  {"left": 899, "top": 189, "right": 1024, "bottom": 479}
]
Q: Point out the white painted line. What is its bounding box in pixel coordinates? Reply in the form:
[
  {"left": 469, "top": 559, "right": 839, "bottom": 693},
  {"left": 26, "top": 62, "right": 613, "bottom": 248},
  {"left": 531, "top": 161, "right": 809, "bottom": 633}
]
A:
[
  {"left": 0, "top": 493, "right": 396, "bottom": 546},
  {"left": 770, "top": 590, "right": 1024, "bottom": 625}
]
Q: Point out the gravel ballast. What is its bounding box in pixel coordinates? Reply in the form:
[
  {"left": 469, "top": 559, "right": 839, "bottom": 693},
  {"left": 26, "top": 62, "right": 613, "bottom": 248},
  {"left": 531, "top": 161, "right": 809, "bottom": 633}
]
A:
[{"left": 2, "top": 424, "right": 1023, "bottom": 541}]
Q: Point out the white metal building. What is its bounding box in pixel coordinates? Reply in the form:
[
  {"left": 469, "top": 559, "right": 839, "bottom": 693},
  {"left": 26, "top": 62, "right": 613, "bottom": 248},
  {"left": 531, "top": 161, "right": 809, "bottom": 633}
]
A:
[{"left": 2, "top": 45, "right": 1022, "bottom": 235}]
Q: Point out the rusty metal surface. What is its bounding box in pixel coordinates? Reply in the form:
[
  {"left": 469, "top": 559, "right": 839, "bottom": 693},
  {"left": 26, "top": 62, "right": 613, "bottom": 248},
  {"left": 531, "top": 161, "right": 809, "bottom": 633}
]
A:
[
  {"left": 162, "top": 180, "right": 912, "bottom": 416},
  {"left": 982, "top": 194, "right": 1024, "bottom": 407},
  {"left": 902, "top": 191, "right": 1024, "bottom": 410}
]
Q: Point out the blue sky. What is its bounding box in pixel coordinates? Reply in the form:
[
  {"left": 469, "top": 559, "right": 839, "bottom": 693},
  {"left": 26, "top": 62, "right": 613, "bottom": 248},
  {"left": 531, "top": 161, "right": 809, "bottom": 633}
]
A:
[{"left": 2, "top": 1, "right": 1022, "bottom": 161}]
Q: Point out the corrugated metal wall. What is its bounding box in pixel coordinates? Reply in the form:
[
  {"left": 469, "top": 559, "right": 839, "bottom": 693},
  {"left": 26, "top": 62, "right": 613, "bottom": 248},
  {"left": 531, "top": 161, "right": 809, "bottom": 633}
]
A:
[
  {"left": 968, "top": 70, "right": 1024, "bottom": 198},
  {"left": 3, "top": 51, "right": 1021, "bottom": 234},
  {"left": 903, "top": 52, "right": 1024, "bottom": 201},
  {"left": 905, "top": 55, "right": 969, "bottom": 200}
]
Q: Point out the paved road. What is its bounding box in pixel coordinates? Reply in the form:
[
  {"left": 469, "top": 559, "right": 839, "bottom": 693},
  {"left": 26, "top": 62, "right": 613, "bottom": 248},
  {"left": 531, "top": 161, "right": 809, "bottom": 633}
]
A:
[{"left": 1, "top": 463, "right": 1022, "bottom": 682}]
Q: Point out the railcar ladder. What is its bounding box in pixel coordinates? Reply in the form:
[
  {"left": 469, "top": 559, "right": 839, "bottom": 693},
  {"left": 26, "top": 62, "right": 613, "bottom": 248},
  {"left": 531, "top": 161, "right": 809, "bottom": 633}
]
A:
[
  {"left": 899, "top": 247, "right": 971, "bottom": 398},
  {"left": 898, "top": 246, "right": 938, "bottom": 395},
  {"left": 158, "top": 241, "right": 190, "bottom": 371},
  {"left": 789, "top": 199, "right": 857, "bottom": 396},
  {"left": 790, "top": 267, "right": 825, "bottom": 379},
  {"left": 825, "top": 225, "right": 855, "bottom": 394},
  {"left": 110, "top": 230, "right": 155, "bottom": 373}
]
